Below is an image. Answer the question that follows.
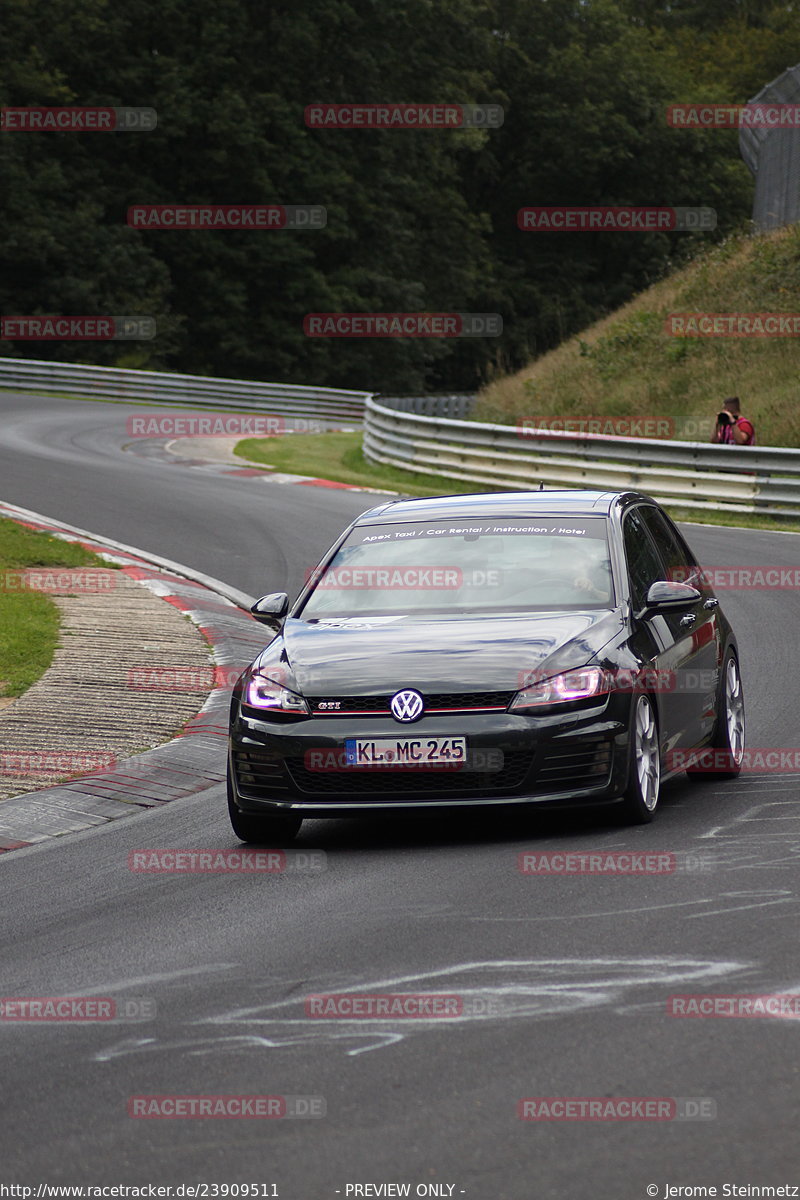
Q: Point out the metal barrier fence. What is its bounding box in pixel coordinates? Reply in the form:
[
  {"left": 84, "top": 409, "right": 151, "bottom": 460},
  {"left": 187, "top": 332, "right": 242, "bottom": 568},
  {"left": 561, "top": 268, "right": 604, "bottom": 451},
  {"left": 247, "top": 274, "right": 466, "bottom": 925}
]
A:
[
  {"left": 377, "top": 394, "right": 478, "bottom": 419},
  {"left": 0, "top": 357, "right": 371, "bottom": 421},
  {"left": 4, "top": 358, "right": 800, "bottom": 515},
  {"left": 740, "top": 64, "right": 800, "bottom": 232},
  {"left": 364, "top": 396, "right": 800, "bottom": 517}
]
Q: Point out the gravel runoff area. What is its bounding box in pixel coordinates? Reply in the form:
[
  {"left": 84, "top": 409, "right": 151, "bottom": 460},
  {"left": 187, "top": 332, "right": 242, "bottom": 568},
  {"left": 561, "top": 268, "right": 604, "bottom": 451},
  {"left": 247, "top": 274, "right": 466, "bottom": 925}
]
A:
[
  {"left": 0, "top": 566, "right": 215, "bottom": 801},
  {"left": 0, "top": 501, "right": 269, "bottom": 853}
]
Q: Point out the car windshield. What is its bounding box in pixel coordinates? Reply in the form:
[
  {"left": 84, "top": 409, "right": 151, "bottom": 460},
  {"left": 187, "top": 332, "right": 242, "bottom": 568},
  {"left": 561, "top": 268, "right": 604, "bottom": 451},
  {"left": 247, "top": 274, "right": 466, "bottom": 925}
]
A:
[{"left": 299, "top": 517, "right": 614, "bottom": 618}]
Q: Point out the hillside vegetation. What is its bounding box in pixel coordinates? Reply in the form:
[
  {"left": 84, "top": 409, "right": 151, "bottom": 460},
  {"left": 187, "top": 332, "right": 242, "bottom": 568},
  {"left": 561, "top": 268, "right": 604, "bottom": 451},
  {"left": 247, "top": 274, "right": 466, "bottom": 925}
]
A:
[
  {"left": 474, "top": 227, "right": 800, "bottom": 447},
  {"left": 4, "top": 0, "right": 800, "bottom": 391}
]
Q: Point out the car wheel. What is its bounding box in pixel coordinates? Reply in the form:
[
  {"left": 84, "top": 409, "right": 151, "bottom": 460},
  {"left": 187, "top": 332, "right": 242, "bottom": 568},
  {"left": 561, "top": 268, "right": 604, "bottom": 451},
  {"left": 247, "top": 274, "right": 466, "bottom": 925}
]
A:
[
  {"left": 227, "top": 760, "right": 302, "bottom": 843},
  {"left": 687, "top": 650, "right": 745, "bottom": 781},
  {"left": 616, "top": 693, "right": 661, "bottom": 824}
]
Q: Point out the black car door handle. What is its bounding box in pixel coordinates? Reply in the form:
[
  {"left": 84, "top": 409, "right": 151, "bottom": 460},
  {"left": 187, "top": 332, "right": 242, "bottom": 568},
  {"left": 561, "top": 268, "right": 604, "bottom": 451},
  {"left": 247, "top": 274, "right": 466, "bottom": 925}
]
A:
[{"left": 679, "top": 612, "right": 697, "bottom": 627}]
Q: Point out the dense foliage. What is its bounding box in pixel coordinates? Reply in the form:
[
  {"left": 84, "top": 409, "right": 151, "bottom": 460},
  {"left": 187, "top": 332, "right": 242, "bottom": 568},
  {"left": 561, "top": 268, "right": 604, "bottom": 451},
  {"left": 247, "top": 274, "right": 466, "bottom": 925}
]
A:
[{"left": 2, "top": 0, "right": 798, "bottom": 391}]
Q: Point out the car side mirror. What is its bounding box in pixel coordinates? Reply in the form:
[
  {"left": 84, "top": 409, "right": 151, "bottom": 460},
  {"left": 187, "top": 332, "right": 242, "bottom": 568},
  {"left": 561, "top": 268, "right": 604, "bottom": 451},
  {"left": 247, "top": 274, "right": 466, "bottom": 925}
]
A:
[
  {"left": 250, "top": 592, "right": 289, "bottom": 630},
  {"left": 642, "top": 580, "right": 702, "bottom": 613}
]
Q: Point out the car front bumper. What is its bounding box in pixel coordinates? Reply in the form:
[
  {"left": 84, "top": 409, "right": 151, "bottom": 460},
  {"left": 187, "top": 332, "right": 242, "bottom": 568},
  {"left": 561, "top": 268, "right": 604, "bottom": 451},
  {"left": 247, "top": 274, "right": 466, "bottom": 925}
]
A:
[{"left": 229, "top": 698, "right": 634, "bottom": 816}]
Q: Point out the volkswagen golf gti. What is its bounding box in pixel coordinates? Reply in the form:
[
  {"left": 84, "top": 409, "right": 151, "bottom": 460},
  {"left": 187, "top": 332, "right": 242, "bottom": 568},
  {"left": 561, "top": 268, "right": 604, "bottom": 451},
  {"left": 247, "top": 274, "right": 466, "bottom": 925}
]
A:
[{"left": 227, "top": 490, "right": 745, "bottom": 841}]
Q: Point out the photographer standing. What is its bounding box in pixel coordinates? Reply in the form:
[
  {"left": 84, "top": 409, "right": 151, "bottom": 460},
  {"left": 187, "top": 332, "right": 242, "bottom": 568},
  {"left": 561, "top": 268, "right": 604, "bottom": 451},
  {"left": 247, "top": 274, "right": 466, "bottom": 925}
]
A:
[{"left": 711, "top": 396, "right": 756, "bottom": 445}]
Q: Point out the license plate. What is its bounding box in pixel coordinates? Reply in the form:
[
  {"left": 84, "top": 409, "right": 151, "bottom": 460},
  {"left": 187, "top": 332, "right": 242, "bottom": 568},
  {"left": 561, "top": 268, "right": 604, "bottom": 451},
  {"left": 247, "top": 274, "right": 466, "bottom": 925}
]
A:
[{"left": 343, "top": 736, "right": 467, "bottom": 768}]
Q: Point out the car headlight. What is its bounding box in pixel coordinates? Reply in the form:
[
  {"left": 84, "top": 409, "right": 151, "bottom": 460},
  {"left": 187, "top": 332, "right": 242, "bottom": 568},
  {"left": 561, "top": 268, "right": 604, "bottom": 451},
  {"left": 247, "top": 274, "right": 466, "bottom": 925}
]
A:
[
  {"left": 244, "top": 671, "right": 309, "bottom": 715},
  {"left": 509, "top": 667, "right": 609, "bottom": 712}
]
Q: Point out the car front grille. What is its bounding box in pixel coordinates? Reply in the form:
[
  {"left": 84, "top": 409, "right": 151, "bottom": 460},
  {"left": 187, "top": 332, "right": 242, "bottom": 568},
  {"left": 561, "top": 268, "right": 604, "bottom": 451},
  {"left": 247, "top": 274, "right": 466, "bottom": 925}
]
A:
[
  {"left": 307, "top": 691, "right": 515, "bottom": 716},
  {"left": 284, "top": 751, "right": 534, "bottom": 796}
]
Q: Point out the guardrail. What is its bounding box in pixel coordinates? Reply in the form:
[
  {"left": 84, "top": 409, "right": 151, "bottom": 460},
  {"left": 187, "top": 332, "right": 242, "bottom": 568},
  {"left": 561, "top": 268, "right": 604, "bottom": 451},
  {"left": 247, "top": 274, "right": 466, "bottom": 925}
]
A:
[
  {"left": 377, "top": 394, "right": 478, "bottom": 419},
  {"left": 5, "top": 359, "right": 799, "bottom": 516},
  {"left": 364, "top": 396, "right": 800, "bottom": 517},
  {"left": 0, "top": 357, "right": 371, "bottom": 421}
]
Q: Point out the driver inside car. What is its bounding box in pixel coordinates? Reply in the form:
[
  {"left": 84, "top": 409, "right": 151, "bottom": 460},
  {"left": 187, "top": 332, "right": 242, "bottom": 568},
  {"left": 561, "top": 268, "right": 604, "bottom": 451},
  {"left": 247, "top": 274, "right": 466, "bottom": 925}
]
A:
[
  {"left": 570, "top": 544, "right": 612, "bottom": 603},
  {"left": 531, "top": 539, "right": 611, "bottom": 604}
]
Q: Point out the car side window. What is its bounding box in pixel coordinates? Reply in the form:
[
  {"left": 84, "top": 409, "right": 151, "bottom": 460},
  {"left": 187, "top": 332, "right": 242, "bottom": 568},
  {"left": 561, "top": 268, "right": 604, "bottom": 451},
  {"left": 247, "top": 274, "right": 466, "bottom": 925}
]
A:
[
  {"left": 622, "top": 508, "right": 666, "bottom": 610},
  {"left": 638, "top": 506, "right": 698, "bottom": 585}
]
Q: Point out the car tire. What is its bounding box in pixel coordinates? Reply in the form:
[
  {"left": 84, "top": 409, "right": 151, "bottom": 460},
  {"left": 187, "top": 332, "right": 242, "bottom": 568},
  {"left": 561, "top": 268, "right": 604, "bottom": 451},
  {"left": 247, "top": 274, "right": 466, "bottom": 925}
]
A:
[
  {"left": 227, "top": 760, "right": 303, "bottom": 844},
  {"left": 616, "top": 692, "right": 661, "bottom": 825},
  {"left": 686, "top": 649, "right": 745, "bottom": 781}
]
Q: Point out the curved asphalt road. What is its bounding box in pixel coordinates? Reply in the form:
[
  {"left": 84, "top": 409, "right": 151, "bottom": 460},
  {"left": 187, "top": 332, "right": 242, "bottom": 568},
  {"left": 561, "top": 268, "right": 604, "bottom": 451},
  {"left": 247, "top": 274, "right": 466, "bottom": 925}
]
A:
[{"left": 1, "top": 392, "right": 799, "bottom": 1197}]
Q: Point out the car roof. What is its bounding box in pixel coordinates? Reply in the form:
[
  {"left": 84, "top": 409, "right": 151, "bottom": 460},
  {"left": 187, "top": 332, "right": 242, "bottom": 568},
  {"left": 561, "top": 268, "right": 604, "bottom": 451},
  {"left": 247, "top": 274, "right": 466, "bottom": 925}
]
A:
[{"left": 354, "top": 489, "right": 652, "bottom": 524}]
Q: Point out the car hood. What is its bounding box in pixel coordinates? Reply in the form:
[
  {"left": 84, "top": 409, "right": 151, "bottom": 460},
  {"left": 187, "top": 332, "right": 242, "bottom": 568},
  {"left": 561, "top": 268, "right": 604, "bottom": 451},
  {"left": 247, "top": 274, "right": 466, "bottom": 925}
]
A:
[{"left": 258, "top": 611, "right": 623, "bottom": 695}]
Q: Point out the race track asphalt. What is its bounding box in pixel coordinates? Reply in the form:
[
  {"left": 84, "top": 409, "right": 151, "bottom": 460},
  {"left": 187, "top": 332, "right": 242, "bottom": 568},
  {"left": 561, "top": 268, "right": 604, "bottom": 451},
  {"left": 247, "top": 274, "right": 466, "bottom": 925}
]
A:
[{"left": 1, "top": 391, "right": 799, "bottom": 1197}]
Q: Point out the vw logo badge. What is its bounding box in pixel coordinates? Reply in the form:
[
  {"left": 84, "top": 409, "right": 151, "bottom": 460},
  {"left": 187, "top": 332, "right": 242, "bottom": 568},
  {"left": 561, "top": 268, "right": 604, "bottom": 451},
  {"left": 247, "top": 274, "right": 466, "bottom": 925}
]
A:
[{"left": 390, "top": 689, "right": 425, "bottom": 723}]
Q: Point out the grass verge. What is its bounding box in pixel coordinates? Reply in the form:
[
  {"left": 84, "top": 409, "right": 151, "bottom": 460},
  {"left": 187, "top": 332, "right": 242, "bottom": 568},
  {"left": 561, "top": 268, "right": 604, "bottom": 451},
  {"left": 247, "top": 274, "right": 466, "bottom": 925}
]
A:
[
  {"left": 0, "top": 518, "right": 109, "bottom": 698},
  {"left": 234, "top": 432, "right": 504, "bottom": 496},
  {"left": 669, "top": 507, "right": 800, "bottom": 533}
]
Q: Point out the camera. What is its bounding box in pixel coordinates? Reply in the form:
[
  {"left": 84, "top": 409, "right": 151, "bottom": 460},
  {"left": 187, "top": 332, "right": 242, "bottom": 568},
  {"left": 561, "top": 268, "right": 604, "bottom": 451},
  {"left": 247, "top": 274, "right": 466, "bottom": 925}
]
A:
[{"left": 717, "top": 410, "right": 732, "bottom": 425}]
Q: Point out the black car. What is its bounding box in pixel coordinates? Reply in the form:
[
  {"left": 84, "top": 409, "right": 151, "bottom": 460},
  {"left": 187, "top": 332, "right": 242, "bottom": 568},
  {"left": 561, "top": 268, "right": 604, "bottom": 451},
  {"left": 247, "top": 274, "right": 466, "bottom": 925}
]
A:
[{"left": 228, "top": 490, "right": 745, "bottom": 841}]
